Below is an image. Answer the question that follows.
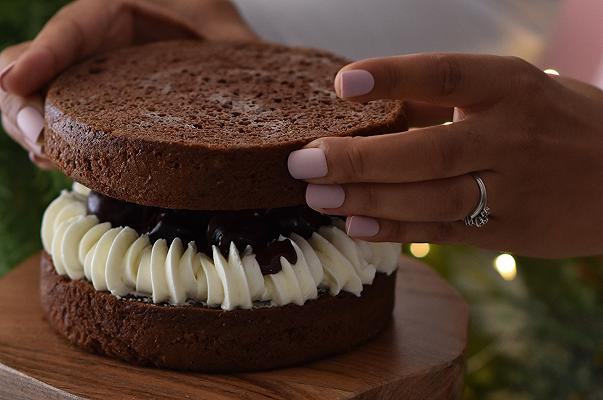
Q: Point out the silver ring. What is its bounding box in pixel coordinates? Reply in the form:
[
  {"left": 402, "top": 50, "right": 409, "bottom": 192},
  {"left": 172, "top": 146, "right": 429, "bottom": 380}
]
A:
[{"left": 464, "top": 175, "right": 490, "bottom": 228}]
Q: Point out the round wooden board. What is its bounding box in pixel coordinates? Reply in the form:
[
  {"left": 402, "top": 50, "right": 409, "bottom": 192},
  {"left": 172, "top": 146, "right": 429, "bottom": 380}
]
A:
[{"left": 0, "top": 253, "right": 468, "bottom": 400}]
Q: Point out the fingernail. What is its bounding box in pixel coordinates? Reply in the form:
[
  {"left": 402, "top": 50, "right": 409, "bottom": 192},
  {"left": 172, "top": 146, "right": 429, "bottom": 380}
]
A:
[
  {"left": 452, "top": 107, "right": 463, "bottom": 122},
  {"left": 288, "top": 148, "right": 328, "bottom": 179},
  {"left": 346, "top": 216, "right": 379, "bottom": 238},
  {"left": 28, "top": 151, "right": 38, "bottom": 163},
  {"left": 17, "top": 106, "right": 44, "bottom": 145},
  {"left": 306, "top": 184, "right": 345, "bottom": 209},
  {"left": 0, "top": 61, "right": 15, "bottom": 92},
  {"left": 29, "top": 151, "right": 53, "bottom": 170},
  {"left": 338, "top": 70, "right": 375, "bottom": 98},
  {"left": 27, "top": 140, "right": 43, "bottom": 154}
]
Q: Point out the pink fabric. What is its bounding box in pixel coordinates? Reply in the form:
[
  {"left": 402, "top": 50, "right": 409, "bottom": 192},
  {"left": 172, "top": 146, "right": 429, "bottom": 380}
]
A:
[
  {"left": 596, "top": 62, "right": 603, "bottom": 89},
  {"left": 541, "top": 0, "right": 603, "bottom": 88}
]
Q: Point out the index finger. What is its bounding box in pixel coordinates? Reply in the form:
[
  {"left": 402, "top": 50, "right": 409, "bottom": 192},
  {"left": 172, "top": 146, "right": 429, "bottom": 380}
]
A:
[
  {"left": 2, "top": 0, "right": 202, "bottom": 96},
  {"left": 288, "top": 118, "right": 497, "bottom": 185},
  {"left": 334, "top": 53, "right": 537, "bottom": 107},
  {"left": 3, "top": 0, "right": 121, "bottom": 96}
]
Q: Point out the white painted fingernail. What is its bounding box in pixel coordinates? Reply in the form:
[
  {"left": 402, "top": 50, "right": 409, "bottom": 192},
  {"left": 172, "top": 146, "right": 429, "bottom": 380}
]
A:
[
  {"left": 29, "top": 151, "right": 53, "bottom": 170},
  {"left": 452, "top": 107, "right": 463, "bottom": 122},
  {"left": 337, "top": 70, "right": 375, "bottom": 98},
  {"left": 288, "top": 148, "right": 328, "bottom": 179},
  {"left": 28, "top": 140, "right": 43, "bottom": 154},
  {"left": 17, "top": 106, "right": 44, "bottom": 145},
  {"left": 29, "top": 150, "right": 47, "bottom": 163},
  {"left": 305, "top": 184, "right": 345, "bottom": 209},
  {"left": 346, "top": 216, "right": 380, "bottom": 238}
]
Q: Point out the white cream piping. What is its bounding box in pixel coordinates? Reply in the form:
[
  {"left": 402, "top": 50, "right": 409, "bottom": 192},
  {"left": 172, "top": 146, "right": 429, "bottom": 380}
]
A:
[{"left": 41, "top": 185, "right": 401, "bottom": 310}]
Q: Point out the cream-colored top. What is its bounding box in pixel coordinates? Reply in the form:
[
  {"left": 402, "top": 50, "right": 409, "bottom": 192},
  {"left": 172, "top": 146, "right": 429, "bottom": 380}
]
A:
[{"left": 41, "top": 185, "right": 401, "bottom": 310}]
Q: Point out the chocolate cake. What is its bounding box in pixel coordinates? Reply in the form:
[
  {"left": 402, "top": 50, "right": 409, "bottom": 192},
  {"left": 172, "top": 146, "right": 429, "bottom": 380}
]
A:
[
  {"left": 44, "top": 40, "right": 406, "bottom": 210},
  {"left": 41, "top": 252, "right": 396, "bottom": 372},
  {"left": 39, "top": 40, "right": 406, "bottom": 372}
]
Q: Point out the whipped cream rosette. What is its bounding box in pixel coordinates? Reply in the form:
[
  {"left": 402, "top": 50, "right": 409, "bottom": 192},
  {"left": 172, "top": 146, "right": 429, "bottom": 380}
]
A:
[{"left": 42, "top": 183, "right": 401, "bottom": 310}]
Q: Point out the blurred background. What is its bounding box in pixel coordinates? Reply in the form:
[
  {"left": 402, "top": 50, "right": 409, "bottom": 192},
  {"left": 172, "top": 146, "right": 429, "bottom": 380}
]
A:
[{"left": 1, "top": 1, "right": 602, "bottom": 399}]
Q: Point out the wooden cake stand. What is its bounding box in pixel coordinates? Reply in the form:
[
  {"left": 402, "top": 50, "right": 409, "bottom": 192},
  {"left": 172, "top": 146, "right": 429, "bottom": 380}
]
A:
[{"left": 0, "top": 253, "right": 468, "bottom": 400}]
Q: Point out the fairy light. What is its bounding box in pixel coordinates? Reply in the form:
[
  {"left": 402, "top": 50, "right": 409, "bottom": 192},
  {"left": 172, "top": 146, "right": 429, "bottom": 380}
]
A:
[
  {"left": 544, "top": 68, "right": 560, "bottom": 76},
  {"left": 493, "top": 253, "right": 517, "bottom": 281},
  {"left": 409, "top": 243, "right": 431, "bottom": 258}
]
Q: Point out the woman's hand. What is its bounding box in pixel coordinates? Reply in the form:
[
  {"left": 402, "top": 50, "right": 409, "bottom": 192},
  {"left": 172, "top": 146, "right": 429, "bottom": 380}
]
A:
[
  {"left": 0, "top": 0, "right": 256, "bottom": 169},
  {"left": 288, "top": 54, "right": 603, "bottom": 258}
]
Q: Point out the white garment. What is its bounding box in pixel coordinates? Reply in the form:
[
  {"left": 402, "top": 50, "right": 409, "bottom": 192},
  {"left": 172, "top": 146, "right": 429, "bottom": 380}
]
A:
[{"left": 232, "top": 0, "right": 560, "bottom": 62}]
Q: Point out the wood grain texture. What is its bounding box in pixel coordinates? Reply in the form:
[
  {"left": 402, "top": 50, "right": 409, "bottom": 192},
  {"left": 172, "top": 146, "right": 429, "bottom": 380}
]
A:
[{"left": 0, "top": 253, "right": 468, "bottom": 400}]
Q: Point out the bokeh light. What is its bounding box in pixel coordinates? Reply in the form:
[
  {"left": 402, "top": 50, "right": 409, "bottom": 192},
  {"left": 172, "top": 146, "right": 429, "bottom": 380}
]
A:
[
  {"left": 494, "top": 253, "right": 517, "bottom": 281},
  {"left": 409, "top": 243, "right": 431, "bottom": 258}
]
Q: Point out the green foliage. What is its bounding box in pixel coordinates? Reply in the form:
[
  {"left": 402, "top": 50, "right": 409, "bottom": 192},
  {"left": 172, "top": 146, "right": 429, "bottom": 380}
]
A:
[
  {"left": 0, "top": 0, "right": 70, "bottom": 49},
  {"left": 0, "top": 134, "right": 69, "bottom": 275},
  {"left": 0, "top": 0, "right": 71, "bottom": 274},
  {"left": 413, "top": 245, "right": 603, "bottom": 399}
]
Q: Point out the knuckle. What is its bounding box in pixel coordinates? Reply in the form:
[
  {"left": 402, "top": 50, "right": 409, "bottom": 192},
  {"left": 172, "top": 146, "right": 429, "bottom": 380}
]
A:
[
  {"left": 464, "top": 127, "right": 482, "bottom": 148},
  {"left": 383, "top": 64, "right": 403, "bottom": 98},
  {"left": 515, "top": 127, "right": 542, "bottom": 157},
  {"left": 426, "top": 132, "right": 456, "bottom": 176},
  {"left": 506, "top": 56, "right": 534, "bottom": 73},
  {"left": 506, "top": 108, "right": 542, "bottom": 151},
  {"left": 50, "top": 15, "right": 87, "bottom": 57},
  {"left": 430, "top": 54, "right": 462, "bottom": 97},
  {"left": 508, "top": 57, "right": 548, "bottom": 95},
  {"left": 517, "top": 72, "right": 548, "bottom": 96},
  {"left": 380, "top": 221, "right": 406, "bottom": 242},
  {"left": 341, "top": 136, "right": 367, "bottom": 181},
  {"left": 430, "top": 222, "right": 455, "bottom": 243},
  {"left": 0, "top": 92, "right": 24, "bottom": 119},
  {"left": 0, "top": 45, "right": 19, "bottom": 66},
  {"left": 362, "top": 184, "right": 380, "bottom": 213},
  {"left": 440, "top": 189, "right": 466, "bottom": 220},
  {"left": 342, "top": 187, "right": 370, "bottom": 216}
]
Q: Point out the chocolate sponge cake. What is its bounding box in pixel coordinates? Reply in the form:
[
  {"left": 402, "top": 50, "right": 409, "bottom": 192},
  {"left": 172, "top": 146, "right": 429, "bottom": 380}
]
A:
[
  {"left": 44, "top": 40, "right": 406, "bottom": 210},
  {"left": 39, "top": 40, "right": 405, "bottom": 372},
  {"left": 40, "top": 252, "right": 396, "bottom": 372}
]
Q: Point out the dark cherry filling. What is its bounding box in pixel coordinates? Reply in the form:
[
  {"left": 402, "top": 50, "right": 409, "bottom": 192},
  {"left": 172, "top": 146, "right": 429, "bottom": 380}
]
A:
[
  {"left": 86, "top": 191, "right": 332, "bottom": 275},
  {"left": 255, "top": 241, "right": 298, "bottom": 275}
]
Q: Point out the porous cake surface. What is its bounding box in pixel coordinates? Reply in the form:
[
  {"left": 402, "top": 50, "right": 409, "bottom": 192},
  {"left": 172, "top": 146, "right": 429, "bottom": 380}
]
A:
[{"left": 44, "top": 40, "right": 406, "bottom": 210}]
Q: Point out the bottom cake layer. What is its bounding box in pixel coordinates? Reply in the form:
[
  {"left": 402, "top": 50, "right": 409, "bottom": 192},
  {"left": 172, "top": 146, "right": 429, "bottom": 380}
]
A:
[{"left": 39, "top": 252, "right": 396, "bottom": 372}]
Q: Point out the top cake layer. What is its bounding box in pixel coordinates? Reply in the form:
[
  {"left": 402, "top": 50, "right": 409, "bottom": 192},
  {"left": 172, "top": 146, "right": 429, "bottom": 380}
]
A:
[{"left": 44, "top": 40, "right": 406, "bottom": 210}]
